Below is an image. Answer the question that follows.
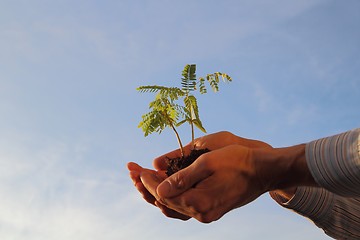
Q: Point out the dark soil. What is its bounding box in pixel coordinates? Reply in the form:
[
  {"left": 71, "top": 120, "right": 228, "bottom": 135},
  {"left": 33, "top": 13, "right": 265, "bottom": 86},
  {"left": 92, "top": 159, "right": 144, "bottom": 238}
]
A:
[{"left": 166, "top": 148, "right": 210, "bottom": 176}]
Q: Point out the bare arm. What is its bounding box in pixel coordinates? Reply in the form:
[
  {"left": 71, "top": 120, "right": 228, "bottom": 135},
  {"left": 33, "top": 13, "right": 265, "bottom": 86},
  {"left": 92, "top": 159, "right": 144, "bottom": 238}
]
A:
[{"left": 136, "top": 135, "right": 318, "bottom": 223}]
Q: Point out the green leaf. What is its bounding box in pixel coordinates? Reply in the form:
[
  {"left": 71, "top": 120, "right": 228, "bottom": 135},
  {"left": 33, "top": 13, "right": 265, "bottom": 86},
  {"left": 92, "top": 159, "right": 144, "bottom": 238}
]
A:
[
  {"left": 193, "top": 119, "right": 206, "bottom": 133},
  {"left": 137, "top": 63, "right": 232, "bottom": 152},
  {"left": 198, "top": 77, "right": 207, "bottom": 94},
  {"left": 182, "top": 64, "right": 196, "bottom": 80},
  {"left": 176, "top": 119, "right": 187, "bottom": 127},
  {"left": 138, "top": 110, "right": 166, "bottom": 136},
  {"left": 221, "top": 73, "right": 232, "bottom": 82},
  {"left": 181, "top": 64, "right": 197, "bottom": 93}
]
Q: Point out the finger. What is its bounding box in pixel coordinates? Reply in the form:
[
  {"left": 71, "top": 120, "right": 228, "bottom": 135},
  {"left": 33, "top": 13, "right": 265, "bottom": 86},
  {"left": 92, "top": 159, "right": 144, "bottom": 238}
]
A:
[
  {"left": 140, "top": 171, "right": 164, "bottom": 199},
  {"left": 153, "top": 155, "right": 172, "bottom": 171},
  {"left": 128, "top": 163, "right": 165, "bottom": 206},
  {"left": 127, "top": 162, "right": 143, "bottom": 171},
  {"left": 153, "top": 144, "right": 193, "bottom": 171},
  {"left": 135, "top": 181, "right": 157, "bottom": 205},
  {"left": 161, "top": 174, "right": 238, "bottom": 222},
  {"left": 128, "top": 162, "right": 143, "bottom": 187},
  {"left": 156, "top": 155, "right": 213, "bottom": 199},
  {"left": 137, "top": 171, "right": 190, "bottom": 220},
  {"left": 129, "top": 170, "right": 141, "bottom": 185},
  {"left": 155, "top": 201, "right": 191, "bottom": 221},
  {"left": 240, "top": 138, "right": 272, "bottom": 149}
]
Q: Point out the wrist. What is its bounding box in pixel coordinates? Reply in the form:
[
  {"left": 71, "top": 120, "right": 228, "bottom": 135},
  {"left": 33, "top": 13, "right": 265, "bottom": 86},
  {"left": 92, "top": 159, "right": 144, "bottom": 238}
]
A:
[{"left": 253, "top": 144, "right": 317, "bottom": 192}]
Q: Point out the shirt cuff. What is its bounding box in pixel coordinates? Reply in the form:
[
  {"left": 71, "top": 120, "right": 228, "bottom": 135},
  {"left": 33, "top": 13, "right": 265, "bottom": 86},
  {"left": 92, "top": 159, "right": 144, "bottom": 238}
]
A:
[
  {"left": 271, "top": 187, "right": 334, "bottom": 224},
  {"left": 305, "top": 128, "right": 360, "bottom": 197}
]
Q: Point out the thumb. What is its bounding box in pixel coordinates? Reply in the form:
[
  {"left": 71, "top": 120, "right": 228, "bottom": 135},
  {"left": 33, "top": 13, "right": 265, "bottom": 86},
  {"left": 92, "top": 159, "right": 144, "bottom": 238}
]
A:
[{"left": 156, "top": 157, "right": 212, "bottom": 198}]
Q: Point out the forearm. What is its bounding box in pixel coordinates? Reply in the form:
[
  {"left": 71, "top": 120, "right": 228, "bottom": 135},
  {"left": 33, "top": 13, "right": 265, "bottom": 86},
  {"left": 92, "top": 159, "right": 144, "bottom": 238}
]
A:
[
  {"left": 268, "top": 128, "right": 359, "bottom": 199},
  {"left": 253, "top": 144, "right": 318, "bottom": 192},
  {"left": 268, "top": 128, "right": 360, "bottom": 239}
]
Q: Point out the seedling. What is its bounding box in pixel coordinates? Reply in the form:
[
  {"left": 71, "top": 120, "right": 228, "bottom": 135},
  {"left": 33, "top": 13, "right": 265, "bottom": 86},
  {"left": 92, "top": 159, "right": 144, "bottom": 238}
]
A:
[{"left": 137, "top": 64, "right": 232, "bottom": 175}]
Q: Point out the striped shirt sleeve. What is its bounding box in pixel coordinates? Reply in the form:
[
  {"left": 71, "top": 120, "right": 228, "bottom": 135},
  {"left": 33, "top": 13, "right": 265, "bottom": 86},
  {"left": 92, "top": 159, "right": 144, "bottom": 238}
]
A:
[
  {"left": 306, "top": 128, "right": 360, "bottom": 197},
  {"left": 272, "top": 187, "right": 360, "bottom": 239},
  {"left": 270, "top": 128, "right": 360, "bottom": 239}
]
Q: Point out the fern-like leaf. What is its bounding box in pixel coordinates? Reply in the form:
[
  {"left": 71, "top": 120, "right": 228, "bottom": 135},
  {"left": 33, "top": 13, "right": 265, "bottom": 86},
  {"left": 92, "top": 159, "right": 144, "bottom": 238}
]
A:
[
  {"left": 137, "top": 85, "right": 164, "bottom": 93},
  {"left": 137, "top": 86, "right": 184, "bottom": 100},
  {"left": 138, "top": 110, "right": 167, "bottom": 136},
  {"left": 207, "top": 74, "right": 219, "bottom": 92},
  {"left": 182, "top": 95, "right": 206, "bottom": 132},
  {"left": 221, "top": 72, "right": 232, "bottom": 82},
  {"left": 181, "top": 64, "right": 197, "bottom": 93},
  {"left": 137, "top": 64, "right": 232, "bottom": 155},
  {"left": 192, "top": 118, "right": 206, "bottom": 133},
  {"left": 175, "top": 119, "right": 187, "bottom": 127},
  {"left": 182, "top": 64, "right": 196, "bottom": 80},
  {"left": 198, "top": 77, "right": 207, "bottom": 94}
]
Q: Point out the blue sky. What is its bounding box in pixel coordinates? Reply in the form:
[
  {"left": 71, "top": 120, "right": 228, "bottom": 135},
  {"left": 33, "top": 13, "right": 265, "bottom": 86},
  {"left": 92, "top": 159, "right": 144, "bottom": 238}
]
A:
[{"left": 0, "top": 0, "right": 359, "bottom": 239}]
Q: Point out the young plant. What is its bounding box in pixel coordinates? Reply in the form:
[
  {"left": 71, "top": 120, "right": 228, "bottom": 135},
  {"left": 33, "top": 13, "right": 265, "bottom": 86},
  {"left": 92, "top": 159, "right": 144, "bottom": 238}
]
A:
[
  {"left": 137, "top": 85, "right": 186, "bottom": 156},
  {"left": 176, "top": 64, "right": 232, "bottom": 149},
  {"left": 137, "top": 64, "right": 232, "bottom": 159}
]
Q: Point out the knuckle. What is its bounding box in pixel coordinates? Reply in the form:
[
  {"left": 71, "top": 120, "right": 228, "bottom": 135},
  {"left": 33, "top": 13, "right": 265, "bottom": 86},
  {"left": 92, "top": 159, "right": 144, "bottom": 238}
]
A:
[
  {"left": 218, "top": 130, "right": 234, "bottom": 140},
  {"left": 160, "top": 207, "right": 173, "bottom": 218},
  {"left": 197, "top": 213, "right": 214, "bottom": 224},
  {"left": 172, "top": 171, "right": 187, "bottom": 190},
  {"left": 218, "top": 130, "right": 231, "bottom": 136},
  {"left": 184, "top": 197, "right": 211, "bottom": 214},
  {"left": 198, "top": 211, "right": 222, "bottom": 224},
  {"left": 181, "top": 195, "right": 195, "bottom": 209},
  {"left": 197, "top": 156, "right": 215, "bottom": 173},
  {"left": 157, "top": 197, "right": 167, "bottom": 206},
  {"left": 195, "top": 200, "right": 211, "bottom": 213}
]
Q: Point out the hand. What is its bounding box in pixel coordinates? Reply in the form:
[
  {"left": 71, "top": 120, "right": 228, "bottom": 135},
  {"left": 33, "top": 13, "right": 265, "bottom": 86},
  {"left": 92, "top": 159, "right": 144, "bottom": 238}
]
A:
[
  {"left": 128, "top": 131, "right": 272, "bottom": 222},
  {"left": 127, "top": 162, "right": 191, "bottom": 220},
  {"left": 141, "top": 144, "right": 268, "bottom": 223},
  {"left": 129, "top": 131, "right": 315, "bottom": 223},
  {"left": 153, "top": 131, "right": 271, "bottom": 171}
]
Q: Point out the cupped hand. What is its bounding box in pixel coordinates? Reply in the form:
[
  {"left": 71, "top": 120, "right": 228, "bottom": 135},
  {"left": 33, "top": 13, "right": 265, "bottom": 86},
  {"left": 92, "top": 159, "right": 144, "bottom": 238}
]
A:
[
  {"left": 143, "top": 145, "right": 267, "bottom": 223},
  {"left": 153, "top": 131, "right": 271, "bottom": 171},
  {"left": 127, "top": 162, "right": 191, "bottom": 220},
  {"left": 128, "top": 131, "right": 272, "bottom": 222}
]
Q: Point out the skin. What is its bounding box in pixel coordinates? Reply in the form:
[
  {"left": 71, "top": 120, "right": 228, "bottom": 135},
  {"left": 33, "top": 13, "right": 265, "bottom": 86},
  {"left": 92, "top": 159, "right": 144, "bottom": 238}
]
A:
[{"left": 127, "top": 131, "right": 317, "bottom": 223}]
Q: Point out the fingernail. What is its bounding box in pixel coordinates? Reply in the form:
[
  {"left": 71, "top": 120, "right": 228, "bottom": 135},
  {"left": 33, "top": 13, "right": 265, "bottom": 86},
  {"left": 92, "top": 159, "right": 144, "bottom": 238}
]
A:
[{"left": 157, "top": 180, "right": 171, "bottom": 197}]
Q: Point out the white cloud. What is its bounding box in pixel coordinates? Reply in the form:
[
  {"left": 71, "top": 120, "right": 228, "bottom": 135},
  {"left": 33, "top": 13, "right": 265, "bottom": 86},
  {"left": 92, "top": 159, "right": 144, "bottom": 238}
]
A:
[{"left": 0, "top": 132, "right": 152, "bottom": 240}]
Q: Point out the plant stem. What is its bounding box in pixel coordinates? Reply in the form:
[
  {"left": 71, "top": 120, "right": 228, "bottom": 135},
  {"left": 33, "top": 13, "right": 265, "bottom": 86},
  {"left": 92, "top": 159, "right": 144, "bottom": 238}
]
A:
[
  {"left": 189, "top": 104, "right": 195, "bottom": 149},
  {"left": 171, "top": 124, "right": 185, "bottom": 157},
  {"left": 191, "top": 120, "right": 195, "bottom": 149},
  {"left": 163, "top": 110, "right": 185, "bottom": 157}
]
